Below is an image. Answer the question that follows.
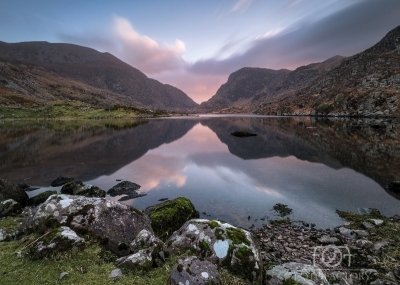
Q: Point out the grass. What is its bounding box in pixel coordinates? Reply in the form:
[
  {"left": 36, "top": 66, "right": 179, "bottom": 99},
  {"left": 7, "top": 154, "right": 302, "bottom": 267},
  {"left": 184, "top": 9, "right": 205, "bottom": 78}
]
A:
[
  {"left": 0, "top": 216, "right": 251, "bottom": 285},
  {"left": 0, "top": 101, "right": 171, "bottom": 120}
]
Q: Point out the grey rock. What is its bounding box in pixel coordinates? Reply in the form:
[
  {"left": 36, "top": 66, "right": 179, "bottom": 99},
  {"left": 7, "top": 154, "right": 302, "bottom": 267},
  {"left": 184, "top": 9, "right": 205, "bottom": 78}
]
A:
[
  {"left": 0, "top": 228, "right": 12, "bottom": 241},
  {"left": 19, "top": 194, "right": 151, "bottom": 256},
  {"left": 0, "top": 199, "right": 22, "bottom": 217},
  {"left": 27, "top": 191, "right": 57, "bottom": 207},
  {"left": 168, "top": 256, "right": 221, "bottom": 285},
  {"left": 59, "top": 272, "right": 68, "bottom": 280},
  {"left": 107, "top": 181, "right": 141, "bottom": 196},
  {"left": 130, "top": 229, "right": 163, "bottom": 253},
  {"left": 110, "top": 269, "right": 122, "bottom": 278},
  {"left": 370, "top": 279, "right": 385, "bottom": 285},
  {"left": 356, "top": 239, "right": 373, "bottom": 249},
  {"left": 29, "top": 226, "right": 85, "bottom": 260},
  {"left": 266, "top": 262, "right": 329, "bottom": 285},
  {"left": 373, "top": 240, "right": 389, "bottom": 251},
  {"left": 0, "top": 178, "right": 29, "bottom": 207},
  {"left": 362, "top": 221, "right": 374, "bottom": 229},
  {"left": 116, "top": 249, "right": 153, "bottom": 270},
  {"left": 318, "top": 235, "right": 339, "bottom": 244},
  {"left": 165, "top": 219, "right": 262, "bottom": 284},
  {"left": 369, "top": 219, "right": 384, "bottom": 226}
]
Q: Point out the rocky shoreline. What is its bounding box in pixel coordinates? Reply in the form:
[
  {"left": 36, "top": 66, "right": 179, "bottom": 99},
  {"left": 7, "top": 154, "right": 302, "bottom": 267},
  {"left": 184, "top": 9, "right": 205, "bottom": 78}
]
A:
[{"left": 1, "top": 177, "right": 400, "bottom": 285}]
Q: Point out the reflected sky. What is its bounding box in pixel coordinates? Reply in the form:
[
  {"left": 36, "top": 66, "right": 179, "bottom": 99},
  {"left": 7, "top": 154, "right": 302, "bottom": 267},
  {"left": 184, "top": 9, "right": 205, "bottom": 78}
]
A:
[
  {"left": 3, "top": 116, "right": 399, "bottom": 229},
  {"left": 85, "top": 120, "right": 400, "bottom": 229}
]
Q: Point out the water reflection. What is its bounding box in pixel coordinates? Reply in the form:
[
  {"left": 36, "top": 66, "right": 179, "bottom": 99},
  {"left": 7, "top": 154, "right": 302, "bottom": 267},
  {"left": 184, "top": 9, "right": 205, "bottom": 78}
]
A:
[{"left": 1, "top": 116, "right": 399, "bottom": 229}]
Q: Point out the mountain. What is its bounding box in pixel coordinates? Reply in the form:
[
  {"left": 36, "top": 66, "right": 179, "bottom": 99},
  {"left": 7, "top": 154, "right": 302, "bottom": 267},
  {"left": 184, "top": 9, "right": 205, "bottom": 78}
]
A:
[
  {"left": 202, "top": 25, "right": 400, "bottom": 117},
  {"left": 198, "top": 67, "right": 290, "bottom": 111},
  {"left": 0, "top": 41, "right": 198, "bottom": 111}
]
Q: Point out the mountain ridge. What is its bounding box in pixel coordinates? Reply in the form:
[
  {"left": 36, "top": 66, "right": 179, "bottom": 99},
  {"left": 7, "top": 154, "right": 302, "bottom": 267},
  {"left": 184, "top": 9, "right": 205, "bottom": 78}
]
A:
[{"left": 0, "top": 41, "right": 198, "bottom": 111}]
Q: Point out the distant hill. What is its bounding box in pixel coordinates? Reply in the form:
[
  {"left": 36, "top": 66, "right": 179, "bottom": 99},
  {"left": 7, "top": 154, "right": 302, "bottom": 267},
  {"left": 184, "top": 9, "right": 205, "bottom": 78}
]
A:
[
  {"left": 201, "top": 24, "right": 400, "bottom": 117},
  {"left": 0, "top": 41, "right": 198, "bottom": 111}
]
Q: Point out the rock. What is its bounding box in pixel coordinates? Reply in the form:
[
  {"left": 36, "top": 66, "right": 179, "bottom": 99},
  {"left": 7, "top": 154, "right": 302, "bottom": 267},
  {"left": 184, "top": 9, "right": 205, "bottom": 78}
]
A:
[
  {"left": 51, "top": 176, "right": 74, "bottom": 187},
  {"left": 0, "top": 178, "right": 29, "bottom": 207},
  {"left": 318, "top": 235, "right": 339, "bottom": 244},
  {"left": 17, "top": 183, "right": 40, "bottom": 192},
  {"left": 369, "top": 219, "right": 384, "bottom": 226},
  {"left": 387, "top": 181, "right": 400, "bottom": 192},
  {"left": 109, "top": 269, "right": 122, "bottom": 278},
  {"left": 362, "top": 221, "right": 374, "bottom": 229},
  {"left": 116, "top": 249, "right": 154, "bottom": 271},
  {"left": 144, "top": 197, "right": 199, "bottom": 241},
  {"left": 61, "top": 181, "right": 83, "bottom": 194},
  {"left": 107, "top": 181, "right": 141, "bottom": 196},
  {"left": 117, "top": 229, "right": 165, "bottom": 270},
  {"left": 231, "top": 131, "right": 257, "bottom": 137},
  {"left": 168, "top": 256, "right": 221, "bottom": 285},
  {"left": 266, "top": 262, "right": 329, "bottom": 285},
  {"left": 373, "top": 240, "right": 389, "bottom": 251},
  {"left": 59, "top": 272, "right": 68, "bottom": 280},
  {"left": 165, "top": 219, "right": 262, "bottom": 284},
  {"left": 19, "top": 194, "right": 151, "bottom": 256},
  {"left": 27, "top": 191, "right": 57, "bottom": 207},
  {"left": 356, "top": 239, "right": 373, "bottom": 249},
  {"left": 28, "top": 226, "right": 85, "bottom": 260},
  {"left": 61, "top": 182, "right": 105, "bottom": 197},
  {"left": 0, "top": 199, "right": 22, "bottom": 217},
  {"left": 0, "top": 229, "right": 12, "bottom": 241},
  {"left": 337, "top": 227, "right": 369, "bottom": 238}
]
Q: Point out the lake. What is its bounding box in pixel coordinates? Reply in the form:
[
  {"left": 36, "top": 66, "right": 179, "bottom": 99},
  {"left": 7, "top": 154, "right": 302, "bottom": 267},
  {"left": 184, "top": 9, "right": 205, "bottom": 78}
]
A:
[{"left": 1, "top": 115, "right": 399, "bottom": 229}]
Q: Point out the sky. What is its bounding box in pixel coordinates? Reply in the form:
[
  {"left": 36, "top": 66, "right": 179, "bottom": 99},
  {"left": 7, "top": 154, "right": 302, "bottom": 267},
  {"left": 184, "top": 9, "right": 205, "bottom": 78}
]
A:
[{"left": 0, "top": 0, "right": 399, "bottom": 103}]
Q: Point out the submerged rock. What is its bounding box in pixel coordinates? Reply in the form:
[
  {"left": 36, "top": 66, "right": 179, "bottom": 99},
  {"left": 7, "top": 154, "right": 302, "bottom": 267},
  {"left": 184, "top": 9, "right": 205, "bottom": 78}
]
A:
[
  {"left": 51, "top": 176, "right": 74, "bottom": 187},
  {"left": 27, "top": 191, "right": 58, "bottom": 207},
  {"left": 19, "top": 194, "right": 151, "bottom": 256},
  {"left": 144, "top": 197, "right": 199, "bottom": 241},
  {"left": 17, "top": 183, "right": 40, "bottom": 192},
  {"left": 266, "top": 262, "right": 329, "bottom": 285},
  {"left": 0, "top": 199, "right": 22, "bottom": 217},
  {"left": 107, "top": 181, "right": 141, "bottom": 196},
  {"left": 168, "top": 256, "right": 221, "bottom": 285},
  {"left": 0, "top": 178, "right": 29, "bottom": 207},
  {"left": 165, "top": 219, "right": 262, "bottom": 284},
  {"left": 28, "top": 226, "right": 85, "bottom": 260},
  {"left": 231, "top": 131, "right": 257, "bottom": 137}
]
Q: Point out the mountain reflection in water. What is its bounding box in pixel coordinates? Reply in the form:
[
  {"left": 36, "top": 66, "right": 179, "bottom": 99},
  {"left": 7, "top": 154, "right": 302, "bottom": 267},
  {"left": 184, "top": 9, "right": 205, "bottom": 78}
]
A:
[{"left": 0, "top": 116, "right": 399, "bottom": 229}]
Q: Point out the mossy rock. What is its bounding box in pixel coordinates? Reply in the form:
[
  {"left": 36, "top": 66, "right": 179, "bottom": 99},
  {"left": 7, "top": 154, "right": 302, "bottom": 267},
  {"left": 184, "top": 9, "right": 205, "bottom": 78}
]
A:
[
  {"left": 0, "top": 178, "right": 29, "bottom": 207},
  {"left": 27, "top": 190, "right": 57, "bottom": 206},
  {"left": 144, "top": 197, "right": 199, "bottom": 241}
]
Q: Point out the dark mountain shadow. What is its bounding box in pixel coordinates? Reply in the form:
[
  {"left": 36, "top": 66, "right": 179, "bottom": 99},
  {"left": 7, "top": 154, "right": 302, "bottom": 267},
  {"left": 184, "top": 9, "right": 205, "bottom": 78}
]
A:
[
  {"left": 200, "top": 116, "right": 400, "bottom": 200},
  {"left": 0, "top": 119, "right": 197, "bottom": 186}
]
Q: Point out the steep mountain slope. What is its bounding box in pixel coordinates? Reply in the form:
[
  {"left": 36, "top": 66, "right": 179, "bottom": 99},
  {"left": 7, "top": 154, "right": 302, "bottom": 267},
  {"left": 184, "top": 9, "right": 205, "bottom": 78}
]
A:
[
  {"left": 255, "top": 25, "right": 400, "bottom": 116},
  {"left": 0, "top": 41, "right": 198, "bottom": 110},
  {"left": 202, "top": 25, "right": 400, "bottom": 117},
  {"left": 199, "top": 67, "right": 290, "bottom": 112}
]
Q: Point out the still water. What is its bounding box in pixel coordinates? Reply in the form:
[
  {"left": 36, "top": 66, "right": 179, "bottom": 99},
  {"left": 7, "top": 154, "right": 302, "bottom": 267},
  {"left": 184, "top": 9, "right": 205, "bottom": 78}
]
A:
[{"left": 1, "top": 115, "right": 400, "bottom": 229}]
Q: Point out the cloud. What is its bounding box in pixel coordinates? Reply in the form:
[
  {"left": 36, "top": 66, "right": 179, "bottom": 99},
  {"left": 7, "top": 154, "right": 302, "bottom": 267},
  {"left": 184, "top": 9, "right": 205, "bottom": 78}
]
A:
[
  {"left": 190, "top": 0, "right": 400, "bottom": 75},
  {"left": 231, "top": 0, "right": 253, "bottom": 12},
  {"left": 112, "top": 16, "right": 186, "bottom": 74},
  {"left": 59, "top": 16, "right": 187, "bottom": 75}
]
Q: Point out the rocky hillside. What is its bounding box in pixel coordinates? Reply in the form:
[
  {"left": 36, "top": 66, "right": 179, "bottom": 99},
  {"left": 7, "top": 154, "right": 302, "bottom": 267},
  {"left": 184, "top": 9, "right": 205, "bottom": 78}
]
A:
[
  {"left": 255, "top": 25, "right": 400, "bottom": 117},
  {"left": 0, "top": 41, "right": 198, "bottom": 111},
  {"left": 202, "top": 25, "right": 400, "bottom": 117},
  {"left": 198, "top": 67, "right": 290, "bottom": 111}
]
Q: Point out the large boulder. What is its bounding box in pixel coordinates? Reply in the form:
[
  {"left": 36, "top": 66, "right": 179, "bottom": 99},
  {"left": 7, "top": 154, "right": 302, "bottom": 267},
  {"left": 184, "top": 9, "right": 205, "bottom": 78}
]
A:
[
  {"left": 0, "top": 199, "right": 22, "bottom": 217},
  {"left": 27, "top": 191, "right": 58, "bottom": 207},
  {"left": 28, "top": 226, "right": 85, "bottom": 260},
  {"left": 19, "top": 194, "right": 151, "bottom": 256},
  {"left": 144, "top": 197, "right": 199, "bottom": 241},
  {"left": 165, "top": 219, "right": 262, "bottom": 284},
  {"left": 168, "top": 256, "right": 221, "bottom": 285},
  {"left": 61, "top": 181, "right": 106, "bottom": 198},
  {"left": 0, "top": 178, "right": 29, "bottom": 207}
]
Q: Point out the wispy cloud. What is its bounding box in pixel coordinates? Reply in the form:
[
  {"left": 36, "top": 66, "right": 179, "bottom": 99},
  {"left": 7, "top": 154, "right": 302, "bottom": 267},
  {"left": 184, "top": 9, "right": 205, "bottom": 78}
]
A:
[
  {"left": 231, "top": 0, "right": 253, "bottom": 12},
  {"left": 113, "top": 16, "right": 186, "bottom": 74}
]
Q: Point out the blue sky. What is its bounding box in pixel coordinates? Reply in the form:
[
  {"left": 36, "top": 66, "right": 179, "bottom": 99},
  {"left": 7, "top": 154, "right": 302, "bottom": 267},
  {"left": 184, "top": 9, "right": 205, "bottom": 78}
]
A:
[{"left": 1, "top": 0, "right": 399, "bottom": 103}]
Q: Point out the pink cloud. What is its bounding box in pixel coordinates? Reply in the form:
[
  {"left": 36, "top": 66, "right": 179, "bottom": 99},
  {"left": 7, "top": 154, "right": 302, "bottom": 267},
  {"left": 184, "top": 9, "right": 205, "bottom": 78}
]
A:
[{"left": 113, "top": 16, "right": 186, "bottom": 74}]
